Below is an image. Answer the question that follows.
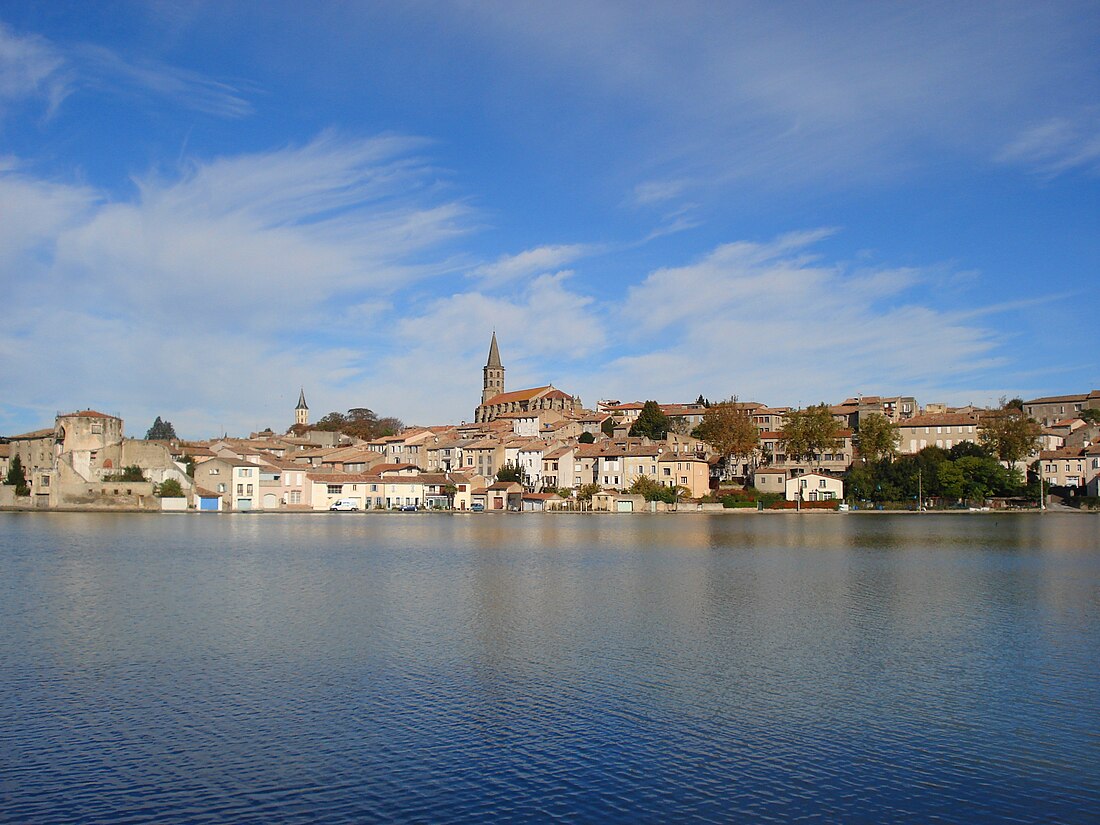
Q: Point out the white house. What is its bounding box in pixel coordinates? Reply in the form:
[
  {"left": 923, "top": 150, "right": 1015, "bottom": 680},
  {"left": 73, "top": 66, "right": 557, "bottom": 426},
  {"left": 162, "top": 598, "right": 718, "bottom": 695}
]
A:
[{"left": 785, "top": 472, "right": 843, "bottom": 502}]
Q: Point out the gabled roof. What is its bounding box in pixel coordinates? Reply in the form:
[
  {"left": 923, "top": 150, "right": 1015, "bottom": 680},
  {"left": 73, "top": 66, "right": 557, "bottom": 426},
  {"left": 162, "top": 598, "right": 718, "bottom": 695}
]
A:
[{"left": 482, "top": 386, "right": 553, "bottom": 406}]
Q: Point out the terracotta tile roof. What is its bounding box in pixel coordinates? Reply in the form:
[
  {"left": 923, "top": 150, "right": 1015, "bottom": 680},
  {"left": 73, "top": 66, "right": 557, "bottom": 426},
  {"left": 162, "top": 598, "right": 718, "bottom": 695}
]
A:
[
  {"left": 1026, "top": 393, "right": 1090, "bottom": 404},
  {"left": 8, "top": 428, "right": 54, "bottom": 440},
  {"left": 482, "top": 386, "right": 553, "bottom": 406},
  {"left": 58, "top": 409, "right": 118, "bottom": 419},
  {"left": 1039, "top": 448, "right": 1085, "bottom": 460}
]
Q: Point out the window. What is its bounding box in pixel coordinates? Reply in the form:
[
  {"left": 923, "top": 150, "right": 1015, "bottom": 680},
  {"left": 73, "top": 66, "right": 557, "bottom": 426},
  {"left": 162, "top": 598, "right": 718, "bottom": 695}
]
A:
[
  {"left": 801, "top": 479, "right": 808, "bottom": 488},
  {"left": 41, "top": 475, "right": 50, "bottom": 487},
  {"left": 680, "top": 476, "right": 688, "bottom": 484},
  {"left": 819, "top": 479, "right": 827, "bottom": 488},
  {"left": 327, "top": 484, "right": 342, "bottom": 495},
  {"left": 246, "top": 484, "right": 253, "bottom": 495},
  {"left": 209, "top": 468, "right": 220, "bottom": 475},
  {"left": 289, "top": 490, "right": 302, "bottom": 504},
  {"left": 663, "top": 467, "right": 671, "bottom": 476},
  {"left": 217, "top": 483, "right": 226, "bottom": 493},
  {"left": 237, "top": 484, "right": 244, "bottom": 495}
]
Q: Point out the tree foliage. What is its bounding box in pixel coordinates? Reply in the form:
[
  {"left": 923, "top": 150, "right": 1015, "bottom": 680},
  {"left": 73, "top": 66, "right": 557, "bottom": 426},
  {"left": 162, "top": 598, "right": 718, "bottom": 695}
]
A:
[
  {"left": 495, "top": 463, "right": 526, "bottom": 484},
  {"left": 601, "top": 417, "right": 616, "bottom": 437},
  {"left": 629, "top": 475, "right": 681, "bottom": 503},
  {"left": 1079, "top": 408, "right": 1100, "bottom": 424},
  {"left": 979, "top": 402, "right": 1041, "bottom": 465},
  {"left": 156, "top": 478, "right": 184, "bottom": 497},
  {"left": 105, "top": 465, "right": 147, "bottom": 482},
  {"left": 576, "top": 483, "right": 602, "bottom": 501},
  {"left": 145, "top": 416, "right": 178, "bottom": 440},
  {"left": 4, "top": 454, "right": 30, "bottom": 496},
  {"left": 853, "top": 413, "right": 900, "bottom": 463},
  {"left": 629, "top": 401, "right": 670, "bottom": 440},
  {"left": 844, "top": 446, "right": 1024, "bottom": 505},
  {"left": 578, "top": 431, "right": 596, "bottom": 444},
  {"left": 694, "top": 397, "right": 759, "bottom": 475},
  {"left": 313, "top": 408, "right": 403, "bottom": 441},
  {"left": 779, "top": 404, "right": 843, "bottom": 466}
]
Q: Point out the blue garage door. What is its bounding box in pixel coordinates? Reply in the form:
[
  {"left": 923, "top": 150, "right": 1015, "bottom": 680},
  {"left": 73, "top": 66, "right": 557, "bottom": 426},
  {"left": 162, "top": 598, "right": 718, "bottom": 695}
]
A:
[{"left": 199, "top": 497, "right": 219, "bottom": 511}]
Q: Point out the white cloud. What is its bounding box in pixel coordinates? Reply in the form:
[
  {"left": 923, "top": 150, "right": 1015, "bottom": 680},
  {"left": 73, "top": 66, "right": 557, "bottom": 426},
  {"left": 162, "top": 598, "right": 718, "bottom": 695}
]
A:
[
  {"left": 997, "top": 109, "right": 1100, "bottom": 176},
  {"left": 598, "top": 231, "right": 1000, "bottom": 406},
  {"left": 471, "top": 243, "right": 595, "bottom": 287},
  {"left": 0, "top": 22, "right": 68, "bottom": 116},
  {"left": 451, "top": 3, "right": 1100, "bottom": 186},
  {"left": 0, "top": 20, "right": 250, "bottom": 122},
  {"left": 0, "top": 135, "right": 478, "bottom": 437}
]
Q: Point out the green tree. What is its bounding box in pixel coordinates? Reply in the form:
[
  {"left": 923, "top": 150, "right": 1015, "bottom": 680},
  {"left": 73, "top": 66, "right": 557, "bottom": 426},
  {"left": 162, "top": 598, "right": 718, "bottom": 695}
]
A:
[
  {"left": 4, "top": 454, "right": 30, "bottom": 496},
  {"left": 576, "top": 482, "right": 601, "bottom": 501},
  {"left": 145, "top": 416, "right": 178, "bottom": 440},
  {"left": 780, "top": 404, "right": 843, "bottom": 467},
  {"left": 629, "top": 475, "right": 681, "bottom": 503},
  {"left": 156, "top": 478, "right": 184, "bottom": 497},
  {"left": 694, "top": 396, "right": 759, "bottom": 478},
  {"left": 314, "top": 411, "right": 348, "bottom": 432},
  {"left": 495, "top": 463, "right": 526, "bottom": 484},
  {"left": 853, "top": 413, "right": 900, "bottom": 463},
  {"left": 979, "top": 402, "right": 1041, "bottom": 466},
  {"left": 629, "top": 401, "right": 670, "bottom": 440},
  {"left": 601, "top": 417, "right": 616, "bottom": 437},
  {"left": 105, "top": 465, "right": 146, "bottom": 482},
  {"left": 578, "top": 431, "right": 596, "bottom": 444},
  {"left": 1079, "top": 408, "right": 1100, "bottom": 424}
]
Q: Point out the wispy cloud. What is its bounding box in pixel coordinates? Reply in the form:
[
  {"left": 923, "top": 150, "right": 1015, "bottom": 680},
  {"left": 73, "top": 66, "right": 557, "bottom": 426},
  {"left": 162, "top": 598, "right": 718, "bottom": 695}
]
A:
[
  {"left": 997, "top": 109, "right": 1100, "bottom": 176},
  {"left": 0, "top": 22, "right": 69, "bottom": 116},
  {"left": 75, "top": 44, "right": 254, "bottom": 118},
  {"left": 0, "top": 134, "right": 477, "bottom": 436},
  {"left": 0, "top": 20, "right": 251, "bottom": 121},
  {"left": 471, "top": 243, "right": 596, "bottom": 287},
  {"left": 598, "top": 230, "right": 1001, "bottom": 406}
]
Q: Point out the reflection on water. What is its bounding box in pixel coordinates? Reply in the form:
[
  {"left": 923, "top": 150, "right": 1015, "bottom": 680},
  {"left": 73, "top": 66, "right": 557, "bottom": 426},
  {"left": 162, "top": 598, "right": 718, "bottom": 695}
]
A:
[{"left": 1, "top": 512, "right": 1098, "bottom": 823}]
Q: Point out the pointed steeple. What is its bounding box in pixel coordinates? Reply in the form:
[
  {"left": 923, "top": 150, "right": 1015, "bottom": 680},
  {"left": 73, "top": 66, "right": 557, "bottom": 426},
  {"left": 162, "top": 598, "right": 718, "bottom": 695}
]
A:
[
  {"left": 481, "top": 331, "right": 506, "bottom": 409},
  {"left": 486, "top": 331, "right": 502, "bottom": 368},
  {"left": 294, "top": 388, "right": 310, "bottom": 427}
]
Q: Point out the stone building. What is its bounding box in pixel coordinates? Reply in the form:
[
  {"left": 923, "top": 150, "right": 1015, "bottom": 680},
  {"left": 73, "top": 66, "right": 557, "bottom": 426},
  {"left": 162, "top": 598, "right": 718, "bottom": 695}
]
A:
[{"left": 473, "top": 333, "right": 582, "bottom": 423}]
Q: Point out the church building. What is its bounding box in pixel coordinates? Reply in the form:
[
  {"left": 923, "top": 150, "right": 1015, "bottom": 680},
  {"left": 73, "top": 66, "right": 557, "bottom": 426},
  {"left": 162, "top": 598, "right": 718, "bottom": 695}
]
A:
[{"left": 474, "top": 333, "right": 582, "bottom": 423}]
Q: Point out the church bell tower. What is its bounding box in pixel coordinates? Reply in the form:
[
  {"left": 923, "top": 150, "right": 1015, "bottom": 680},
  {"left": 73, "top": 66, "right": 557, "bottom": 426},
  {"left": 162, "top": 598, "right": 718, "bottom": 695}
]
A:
[
  {"left": 295, "top": 388, "right": 309, "bottom": 426},
  {"left": 482, "top": 332, "right": 505, "bottom": 405}
]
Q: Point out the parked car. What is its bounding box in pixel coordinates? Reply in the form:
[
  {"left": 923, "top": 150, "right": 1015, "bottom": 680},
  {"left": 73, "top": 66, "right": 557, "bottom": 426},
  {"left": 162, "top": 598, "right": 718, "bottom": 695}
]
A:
[
  {"left": 399, "top": 504, "right": 418, "bottom": 512},
  {"left": 470, "top": 503, "right": 485, "bottom": 512},
  {"left": 330, "top": 499, "right": 359, "bottom": 511}
]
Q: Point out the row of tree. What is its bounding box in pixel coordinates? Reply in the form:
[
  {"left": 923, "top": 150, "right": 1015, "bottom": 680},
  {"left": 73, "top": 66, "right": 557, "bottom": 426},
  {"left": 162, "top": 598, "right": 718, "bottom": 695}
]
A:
[
  {"left": 301, "top": 407, "right": 403, "bottom": 441},
  {"left": 846, "top": 444, "right": 1028, "bottom": 504}
]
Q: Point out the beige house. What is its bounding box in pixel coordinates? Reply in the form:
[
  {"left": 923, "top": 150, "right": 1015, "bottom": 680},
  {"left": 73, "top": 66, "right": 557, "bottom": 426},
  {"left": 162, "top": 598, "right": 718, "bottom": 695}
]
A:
[
  {"left": 1024, "top": 391, "right": 1100, "bottom": 427},
  {"left": 657, "top": 453, "right": 711, "bottom": 498},
  {"left": 193, "top": 457, "right": 263, "bottom": 510},
  {"left": 786, "top": 472, "right": 843, "bottom": 502},
  {"left": 1040, "top": 447, "right": 1099, "bottom": 489},
  {"left": 897, "top": 413, "right": 979, "bottom": 454},
  {"left": 752, "top": 467, "right": 788, "bottom": 494}
]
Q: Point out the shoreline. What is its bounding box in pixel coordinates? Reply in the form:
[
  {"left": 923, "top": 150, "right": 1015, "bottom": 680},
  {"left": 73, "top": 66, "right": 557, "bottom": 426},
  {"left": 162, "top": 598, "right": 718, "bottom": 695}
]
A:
[{"left": 1, "top": 506, "right": 1092, "bottom": 516}]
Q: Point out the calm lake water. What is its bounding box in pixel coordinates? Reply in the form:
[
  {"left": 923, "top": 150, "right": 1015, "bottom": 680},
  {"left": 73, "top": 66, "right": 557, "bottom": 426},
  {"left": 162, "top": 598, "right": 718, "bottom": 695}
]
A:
[{"left": 1, "top": 512, "right": 1098, "bottom": 823}]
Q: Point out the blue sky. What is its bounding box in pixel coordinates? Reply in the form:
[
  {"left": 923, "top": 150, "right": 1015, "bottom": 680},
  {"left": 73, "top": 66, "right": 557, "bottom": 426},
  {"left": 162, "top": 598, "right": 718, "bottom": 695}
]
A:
[{"left": 1, "top": 2, "right": 1097, "bottom": 438}]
